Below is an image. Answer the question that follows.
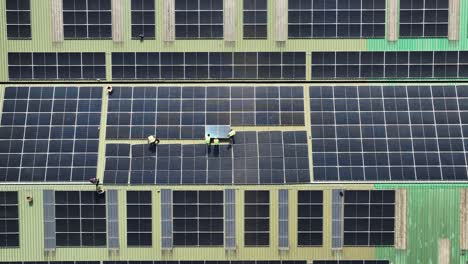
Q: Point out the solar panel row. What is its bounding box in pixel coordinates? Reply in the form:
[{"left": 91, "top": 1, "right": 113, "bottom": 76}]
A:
[
  {"left": 8, "top": 53, "right": 106, "bottom": 80},
  {"left": 311, "top": 51, "right": 468, "bottom": 79},
  {"left": 311, "top": 85, "right": 468, "bottom": 181},
  {"left": 106, "top": 86, "right": 305, "bottom": 140},
  {"left": 112, "top": 52, "right": 306, "bottom": 80},
  {"left": 104, "top": 131, "right": 309, "bottom": 184}
]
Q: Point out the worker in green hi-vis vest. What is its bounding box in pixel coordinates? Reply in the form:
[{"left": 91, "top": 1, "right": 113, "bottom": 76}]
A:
[{"left": 205, "top": 133, "right": 211, "bottom": 145}]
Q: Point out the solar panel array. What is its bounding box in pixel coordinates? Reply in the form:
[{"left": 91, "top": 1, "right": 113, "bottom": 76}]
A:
[
  {"left": 55, "top": 191, "right": 106, "bottom": 246},
  {"left": 0, "top": 87, "right": 102, "bottom": 182},
  {"left": 0, "top": 192, "right": 19, "bottom": 247},
  {"left": 173, "top": 191, "right": 224, "bottom": 246},
  {"left": 131, "top": 0, "right": 155, "bottom": 39},
  {"left": 103, "top": 131, "right": 309, "bottom": 184},
  {"left": 63, "top": 0, "right": 112, "bottom": 39},
  {"left": 126, "top": 191, "right": 152, "bottom": 246},
  {"left": 111, "top": 52, "right": 306, "bottom": 80},
  {"left": 6, "top": 0, "right": 31, "bottom": 39},
  {"left": 343, "top": 190, "right": 395, "bottom": 246},
  {"left": 106, "top": 86, "right": 305, "bottom": 140},
  {"left": 297, "top": 190, "right": 323, "bottom": 246},
  {"left": 288, "top": 0, "right": 386, "bottom": 38},
  {"left": 243, "top": 0, "right": 268, "bottom": 39},
  {"left": 311, "top": 51, "right": 468, "bottom": 79},
  {"left": 400, "top": 0, "right": 448, "bottom": 37},
  {"left": 244, "top": 190, "right": 270, "bottom": 246},
  {"left": 175, "top": 0, "right": 223, "bottom": 39},
  {"left": 8, "top": 52, "right": 106, "bottom": 80},
  {"left": 311, "top": 85, "right": 468, "bottom": 181}
]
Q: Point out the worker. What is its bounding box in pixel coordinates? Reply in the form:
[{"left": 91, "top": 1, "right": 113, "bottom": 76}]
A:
[
  {"left": 228, "top": 129, "right": 236, "bottom": 144},
  {"left": 147, "top": 135, "right": 160, "bottom": 145},
  {"left": 213, "top": 138, "right": 220, "bottom": 145},
  {"left": 205, "top": 133, "right": 211, "bottom": 145},
  {"left": 227, "top": 129, "right": 236, "bottom": 138}
]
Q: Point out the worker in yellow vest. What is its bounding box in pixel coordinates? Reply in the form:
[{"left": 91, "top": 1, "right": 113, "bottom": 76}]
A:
[{"left": 205, "top": 133, "right": 211, "bottom": 145}]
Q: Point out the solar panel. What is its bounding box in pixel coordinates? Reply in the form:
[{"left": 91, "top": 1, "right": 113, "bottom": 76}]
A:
[
  {"left": 400, "top": 0, "right": 448, "bottom": 37},
  {"left": 111, "top": 52, "right": 306, "bottom": 80},
  {"left": 0, "top": 87, "right": 102, "bottom": 182},
  {"left": 243, "top": 0, "right": 267, "bottom": 39},
  {"left": 175, "top": 0, "right": 224, "bottom": 39},
  {"left": 106, "top": 86, "right": 305, "bottom": 140},
  {"left": 8, "top": 53, "right": 106, "bottom": 80},
  {"left": 104, "top": 144, "right": 131, "bottom": 184},
  {"left": 131, "top": 0, "right": 155, "bottom": 39},
  {"left": 0, "top": 192, "right": 19, "bottom": 247},
  {"left": 311, "top": 51, "right": 468, "bottom": 79},
  {"left": 288, "top": 0, "right": 385, "bottom": 38},
  {"left": 126, "top": 191, "right": 152, "bottom": 246},
  {"left": 244, "top": 190, "right": 270, "bottom": 246},
  {"left": 173, "top": 191, "right": 224, "bottom": 246},
  {"left": 343, "top": 190, "right": 395, "bottom": 246},
  {"left": 63, "top": 0, "right": 112, "bottom": 39},
  {"left": 297, "top": 190, "right": 323, "bottom": 246},
  {"left": 6, "top": 0, "right": 31, "bottom": 39},
  {"left": 310, "top": 85, "right": 468, "bottom": 181},
  {"left": 55, "top": 191, "right": 106, "bottom": 246}
]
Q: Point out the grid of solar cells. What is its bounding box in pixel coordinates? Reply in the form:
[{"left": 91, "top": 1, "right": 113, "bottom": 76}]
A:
[
  {"left": 0, "top": 192, "right": 19, "bottom": 247},
  {"left": 258, "top": 132, "right": 284, "bottom": 183},
  {"left": 288, "top": 0, "right": 385, "bottom": 38},
  {"left": 55, "top": 191, "right": 106, "bottom": 246},
  {"left": 283, "top": 131, "right": 310, "bottom": 182},
  {"left": 343, "top": 190, "right": 395, "bottom": 246},
  {"left": 131, "top": 0, "right": 155, "bottom": 39},
  {"left": 0, "top": 87, "right": 101, "bottom": 182},
  {"left": 127, "top": 191, "right": 152, "bottom": 247},
  {"left": 104, "top": 144, "right": 131, "bottom": 184},
  {"left": 243, "top": 0, "right": 267, "bottom": 39},
  {"left": 400, "top": 0, "right": 448, "bottom": 37},
  {"left": 233, "top": 131, "right": 259, "bottom": 184},
  {"left": 8, "top": 52, "right": 106, "bottom": 80},
  {"left": 310, "top": 85, "right": 468, "bottom": 181},
  {"left": 182, "top": 144, "right": 208, "bottom": 184},
  {"left": 206, "top": 143, "right": 233, "bottom": 184},
  {"left": 63, "top": 0, "right": 112, "bottom": 39},
  {"left": 175, "top": 0, "right": 223, "bottom": 39},
  {"left": 111, "top": 52, "right": 306, "bottom": 80},
  {"left": 244, "top": 190, "right": 269, "bottom": 246},
  {"left": 297, "top": 190, "right": 322, "bottom": 246},
  {"left": 173, "top": 191, "right": 224, "bottom": 246},
  {"left": 314, "top": 261, "right": 389, "bottom": 264},
  {"left": 6, "top": 0, "right": 31, "bottom": 39},
  {"left": 106, "top": 86, "right": 304, "bottom": 140},
  {"left": 311, "top": 51, "right": 468, "bottom": 79}
]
